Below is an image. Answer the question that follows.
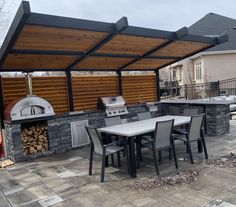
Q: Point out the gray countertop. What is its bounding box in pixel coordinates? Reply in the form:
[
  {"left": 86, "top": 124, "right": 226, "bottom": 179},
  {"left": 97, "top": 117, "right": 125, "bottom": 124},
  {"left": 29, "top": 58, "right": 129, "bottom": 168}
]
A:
[{"left": 161, "top": 99, "right": 236, "bottom": 105}]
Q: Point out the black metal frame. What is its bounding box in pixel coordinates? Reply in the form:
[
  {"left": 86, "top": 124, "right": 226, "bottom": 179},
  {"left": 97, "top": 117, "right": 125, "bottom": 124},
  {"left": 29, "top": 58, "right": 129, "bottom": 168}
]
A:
[
  {"left": 155, "top": 70, "right": 161, "bottom": 101},
  {"left": 0, "top": 76, "right": 5, "bottom": 129},
  {"left": 10, "top": 49, "right": 179, "bottom": 60},
  {"left": 0, "top": 1, "right": 31, "bottom": 69},
  {"left": 66, "top": 71, "right": 74, "bottom": 112},
  {"left": 117, "top": 71, "right": 123, "bottom": 95},
  {"left": 0, "top": 1, "right": 228, "bottom": 73}
]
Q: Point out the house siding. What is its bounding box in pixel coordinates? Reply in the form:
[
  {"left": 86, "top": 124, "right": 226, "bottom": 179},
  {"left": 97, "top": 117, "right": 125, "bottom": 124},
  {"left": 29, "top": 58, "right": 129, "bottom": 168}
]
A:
[{"left": 203, "top": 53, "right": 236, "bottom": 81}]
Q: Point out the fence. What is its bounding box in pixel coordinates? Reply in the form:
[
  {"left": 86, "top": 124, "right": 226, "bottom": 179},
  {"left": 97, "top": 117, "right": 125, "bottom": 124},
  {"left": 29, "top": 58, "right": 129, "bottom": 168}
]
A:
[
  {"left": 160, "top": 77, "right": 236, "bottom": 100},
  {"left": 1, "top": 74, "right": 158, "bottom": 114}
]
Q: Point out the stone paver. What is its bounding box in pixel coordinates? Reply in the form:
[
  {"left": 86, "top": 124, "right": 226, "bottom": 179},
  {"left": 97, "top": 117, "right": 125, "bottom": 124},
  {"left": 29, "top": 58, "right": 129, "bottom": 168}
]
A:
[{"left": 0, "top": 120, "right": 236, "bottom": 207}]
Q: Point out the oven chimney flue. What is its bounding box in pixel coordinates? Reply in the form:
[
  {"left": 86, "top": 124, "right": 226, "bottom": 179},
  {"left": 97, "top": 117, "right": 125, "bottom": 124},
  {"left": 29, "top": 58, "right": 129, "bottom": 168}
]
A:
[{"left": 24, "top": 73, "right": 33, "bottom": 96}]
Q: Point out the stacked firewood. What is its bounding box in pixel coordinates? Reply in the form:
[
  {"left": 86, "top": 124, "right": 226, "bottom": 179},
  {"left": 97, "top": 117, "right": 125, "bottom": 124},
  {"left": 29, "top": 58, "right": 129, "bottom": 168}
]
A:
[{"left": 21, "top": 124, "right": 48, "bottom": 155}]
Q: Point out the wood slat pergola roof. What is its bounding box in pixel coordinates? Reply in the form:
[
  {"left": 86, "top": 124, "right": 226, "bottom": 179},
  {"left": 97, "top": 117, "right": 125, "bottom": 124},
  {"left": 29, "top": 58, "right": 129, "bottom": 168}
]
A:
[{"left": 0, "top": 1, "right": 228, "bottom": 73}]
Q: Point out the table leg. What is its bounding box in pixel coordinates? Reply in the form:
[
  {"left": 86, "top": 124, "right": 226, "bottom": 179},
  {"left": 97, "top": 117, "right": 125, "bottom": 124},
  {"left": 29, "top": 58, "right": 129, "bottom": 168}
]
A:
[
  {"left": 197, "top": 140, "right": 203, "bottom": 153},
  {"left": 128, "top": 136, "right": 137, "bottom": 178},
  {"left": 136, "top": 135, "right": 141, "bottom": 169}
]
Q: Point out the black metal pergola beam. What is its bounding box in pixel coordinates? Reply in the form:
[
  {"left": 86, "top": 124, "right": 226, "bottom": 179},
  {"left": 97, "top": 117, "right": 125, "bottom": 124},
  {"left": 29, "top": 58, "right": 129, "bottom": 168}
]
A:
[
  {"left": 10, "top": 49, "right": 179, "bottom": 60},
  {"left": 0, "top": 68, "right": 160, "bottom": 72},
  {"left": 121, "top": 26, "right": 175, "bottom": 39},
  {"left": 0, "top": 76, "right": 5, "bottom": 128},
  {"left": 181, "top": 33, "right": 227, "bottom": 45},
  {"left": 0, "top": 1, "right": 31, "bottom": 69},
  {"left": 11, "top": 49, "right": 85, "bottom": 56},
  {"left": 65, "top": 17, "right": 129, "bottom": 71},
  {"left": 66, "top": 71, "right": 74, "bottom": 112},
  {"left": 155, "top": 70, "right": 161, "bottom": 101},
  {"left": 117, "top": 71, "right": 123, "bottom": 95},
  {"left": 26, "top": 13, "right": 117, "bottom": 33},
  {"left": 0, "top": 68, "right": 66, "bottom": 72},
  {"left": 117, "top": 27, "right": 188, "bottom": 71}
]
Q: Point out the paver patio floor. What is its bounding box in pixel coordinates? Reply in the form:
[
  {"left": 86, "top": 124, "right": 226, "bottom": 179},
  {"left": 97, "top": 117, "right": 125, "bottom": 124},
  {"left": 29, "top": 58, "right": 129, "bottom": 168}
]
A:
[{"left": 1, "top": 121, "right": 236, "bottom": 207}]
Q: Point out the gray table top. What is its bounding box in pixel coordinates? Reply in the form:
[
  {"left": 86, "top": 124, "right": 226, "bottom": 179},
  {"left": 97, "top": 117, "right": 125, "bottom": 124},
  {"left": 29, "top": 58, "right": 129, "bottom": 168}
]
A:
[{"left": 98, "top": 115, "right": 190, "bottom": 137}]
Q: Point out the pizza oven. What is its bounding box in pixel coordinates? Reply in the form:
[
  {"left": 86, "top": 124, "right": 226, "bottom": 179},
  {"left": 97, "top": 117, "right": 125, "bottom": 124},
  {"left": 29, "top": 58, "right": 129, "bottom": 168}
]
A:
[{"left": 4, "top": 73, "right": 55, "bottom": 121}]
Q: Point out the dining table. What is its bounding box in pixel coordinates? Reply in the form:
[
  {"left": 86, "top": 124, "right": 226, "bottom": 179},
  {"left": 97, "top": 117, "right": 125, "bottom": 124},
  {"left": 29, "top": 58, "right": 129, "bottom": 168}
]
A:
[{"left": 98, "top": 115, "right": 192, "bottom": 178}]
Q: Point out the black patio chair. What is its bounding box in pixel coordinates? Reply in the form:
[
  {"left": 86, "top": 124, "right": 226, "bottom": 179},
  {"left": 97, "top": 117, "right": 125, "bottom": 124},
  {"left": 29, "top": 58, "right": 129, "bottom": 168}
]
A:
[
  {"left": 104, "top": 116, "right": 124, "bottom": 160},
  {"left": 140, "top": 119, "right": 178, "bottom": 175},
  {"left": 183, "top": 108, "right": 199, "bottom": 116},
  {"left": 173, "top": 114, "right": 208, "bottom": 164},
  {"left": 136, "top": 112, "right": 153, "bottom": 162},
  {"left": 104, "top": 116, "right": 122, "bottom": 126},
  {"left": 137, "top": 112, "right": 152, "bottom": 121},
  {"left": 85, "top": 126, "right": 128, "bottom": 182}
]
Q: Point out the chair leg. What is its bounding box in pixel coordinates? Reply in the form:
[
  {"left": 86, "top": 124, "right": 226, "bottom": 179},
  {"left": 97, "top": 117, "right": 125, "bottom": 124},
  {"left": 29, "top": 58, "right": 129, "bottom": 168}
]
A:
[
  {"left": 111, "top": 154, "right": 115, "bottom": 167},
  {"left": 201, "top": 134, "right": 208, "bottom": 159},
  {"left": 151, "top": 142, "right": 159, "bottom": 175},
  {"left": 101, "top": 150, "right": 106, "bottom": 182},
  {"left": 171, "top": 141, "right": 178, "bottom": 169},
  {"left": 186, "top": 141, "right": 189, "bottom": 153},
  {"left": 169, "top": 148, "right": 172, "bottom": 160},
  {"left": 185, "top": 134, "right": 189, "bottom": 153},
  {"left": 117, "top": 151, "right": 121, "bottom": 167},
  {"left": 159, "top": 151, "right": 162, "bottom": 163},
  {"left": 89, "top": 145, "right": 93, "bottom": 176},
  {"left": 187, "top": 141, "right": 194, "bottom": 164}
]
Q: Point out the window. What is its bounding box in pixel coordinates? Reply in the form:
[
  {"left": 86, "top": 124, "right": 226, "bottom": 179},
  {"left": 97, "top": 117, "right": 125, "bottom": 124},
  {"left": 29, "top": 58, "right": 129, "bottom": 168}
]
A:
[
  {"left": 172, "top": 69, "right": 176, "bottom": 80},
  {"left": 178, "top": 66, "right": 183, "bottom": 81},
  {"left": 194, "top": 61, "right": 202, "bottom": 80}
]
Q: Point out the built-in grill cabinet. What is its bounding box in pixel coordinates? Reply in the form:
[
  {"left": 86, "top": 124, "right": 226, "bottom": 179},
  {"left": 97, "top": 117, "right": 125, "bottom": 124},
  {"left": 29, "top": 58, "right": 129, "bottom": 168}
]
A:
[{"left": 97, "top": 96, "right": 128, "bottom": 117}]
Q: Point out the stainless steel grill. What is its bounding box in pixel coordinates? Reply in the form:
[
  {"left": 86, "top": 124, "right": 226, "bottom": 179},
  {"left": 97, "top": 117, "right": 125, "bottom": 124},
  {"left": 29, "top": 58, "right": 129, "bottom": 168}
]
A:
[{"left": 97, "top": 96, "right": 128, "bottom": 117}]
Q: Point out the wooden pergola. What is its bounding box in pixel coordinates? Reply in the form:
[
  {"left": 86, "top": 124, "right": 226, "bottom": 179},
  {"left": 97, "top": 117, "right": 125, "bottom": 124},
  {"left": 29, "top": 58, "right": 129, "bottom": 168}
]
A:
[{"left": 0, "top": 1, "right": 228, "bottom": 114}]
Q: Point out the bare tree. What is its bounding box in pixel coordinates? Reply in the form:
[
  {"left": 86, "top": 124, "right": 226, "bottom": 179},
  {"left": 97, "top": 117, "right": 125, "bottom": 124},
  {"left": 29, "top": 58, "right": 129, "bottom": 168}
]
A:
[
  {"left": 0, "top": 0, "right": 7, "bottom": 33},
  {"left": 0, "top": 0, "right": 18, "bottom": 45}
]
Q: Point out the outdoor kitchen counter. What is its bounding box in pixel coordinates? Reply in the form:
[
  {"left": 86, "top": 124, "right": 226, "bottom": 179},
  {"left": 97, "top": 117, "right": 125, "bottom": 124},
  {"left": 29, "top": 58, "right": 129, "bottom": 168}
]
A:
[
  {"left": 161, "top": 99, "right": 236, "bottom": 105},
  {"left": 160, "top": 100, "right": 233, "bottom": 136}
]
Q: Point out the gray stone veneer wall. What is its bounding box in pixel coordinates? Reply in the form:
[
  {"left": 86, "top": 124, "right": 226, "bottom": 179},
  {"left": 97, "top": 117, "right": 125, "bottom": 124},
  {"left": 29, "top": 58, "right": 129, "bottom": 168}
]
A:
[
  {"left": 161, "top": 103, "right": 230, "bottom": 136},
  {"left": 5, "top": 104, "right": 161, "bottom": 162},
  {"left": 205, "top": 105, "right": 230, "bottom": 136}
]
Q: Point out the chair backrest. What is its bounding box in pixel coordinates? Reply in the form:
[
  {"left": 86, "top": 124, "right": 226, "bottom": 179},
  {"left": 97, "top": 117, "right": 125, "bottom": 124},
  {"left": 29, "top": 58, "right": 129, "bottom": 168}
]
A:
[
  {"left": 153, "top": 119, "right": 174, "bottom": 149},
  {"left": 188, "top": 114, "right": 204, "bottom": 141},
  {"left": 169, "top": 106, "right": 180, "bottom": 115},
  {"left": 137, "top": 112, "right": 152, "bottom": 121},
  {"left": 105, "top": 116, "right": 122, "bottom": 127},
  {"left": 85, "top": 126, "right": 103, "bottom": 154},
  {"left": 183, "top": 108, "right": 199, "bottom": 116}
]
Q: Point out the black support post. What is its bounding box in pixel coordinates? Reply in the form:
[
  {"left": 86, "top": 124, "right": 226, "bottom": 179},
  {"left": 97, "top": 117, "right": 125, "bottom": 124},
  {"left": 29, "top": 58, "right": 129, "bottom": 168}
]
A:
[
  {"left": 155, "top": 70, "right": 161, "bottom": 101},
  {"left": 0, "top": 76, "right": 5, "bottom": 129},
  {"left": 66, "top": 71, "right": 74, "bottom": 112},
  {"left": 117, "top": 71, "right": 123, "bottom": 95}
]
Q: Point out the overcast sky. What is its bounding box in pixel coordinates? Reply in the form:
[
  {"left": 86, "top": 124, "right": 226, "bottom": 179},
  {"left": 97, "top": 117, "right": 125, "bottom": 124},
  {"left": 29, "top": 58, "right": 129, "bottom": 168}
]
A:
[{"left": 1, "top": 0, "right": 236, "bottom": 43}]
